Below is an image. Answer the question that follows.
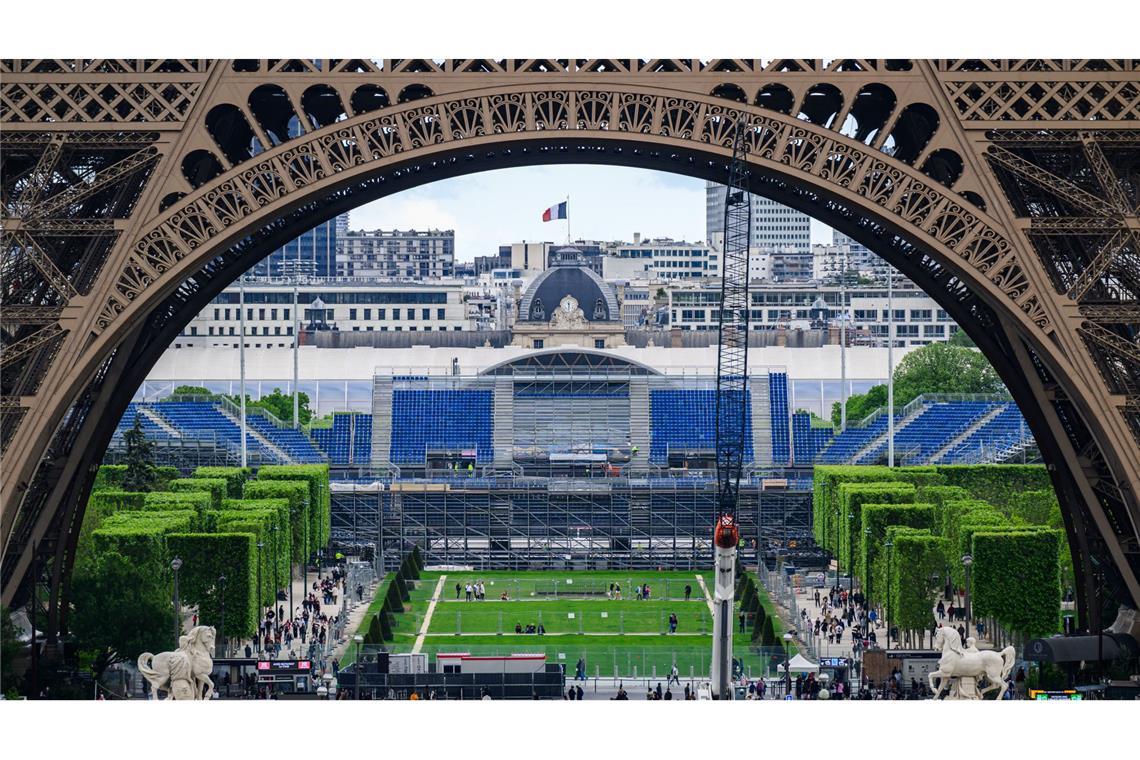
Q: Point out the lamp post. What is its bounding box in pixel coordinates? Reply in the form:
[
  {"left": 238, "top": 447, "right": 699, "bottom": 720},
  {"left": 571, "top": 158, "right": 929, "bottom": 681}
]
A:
[
  {"left": 171, "top": 557, "right": 183, "bottom": 648},
  {"left": 256, "top": 540, "right": 264, "bottom": 654},
  {"left": 848, "top": 512, "right": 856, "bottom": 597},
  {"left": 833, "top": 503, "right": 840, "bottom": 592},
  {"left": 883, "top": 540, "right": 893, "bottom": 650},
  {"left": 270, "top": 524, "right": 280, "bottom": 635},
  {"left": 782, "top": 632, "right": 794, "bottom": 698},
  {"left": 353, "top": 634, "right": 364, "bottom": 700},
  {"left": 962, "top": 554, "right": 973, "bottom": 643},
  {"left": 218, "top": 574, "right": 227, "bottom": 658},
  {"left": 863, "top": 526, "right": 872, "bottom": 600}
]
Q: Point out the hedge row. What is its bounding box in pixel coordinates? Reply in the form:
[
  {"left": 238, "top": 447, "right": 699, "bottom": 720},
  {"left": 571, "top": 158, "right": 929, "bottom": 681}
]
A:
[
  {"left": 166, "top": 533, "right": 258, "bottom": 638},
  {"left": 254, "top": 464, "right": 330, "bottom": 548},
  {"left": 243, "top": 480, "right": 310, "bottom": 563},
  {"left": 191, "top": 466, "right": 251, "bottom": 498},
  {"left": 168, "top": 478, "right": 227, "bottom": 510}
]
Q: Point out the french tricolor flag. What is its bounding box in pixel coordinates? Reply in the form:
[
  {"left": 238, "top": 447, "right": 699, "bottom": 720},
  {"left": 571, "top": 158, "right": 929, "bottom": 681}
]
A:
[{"left": 541, "top": 201, "right": 568, "bottom": 222}]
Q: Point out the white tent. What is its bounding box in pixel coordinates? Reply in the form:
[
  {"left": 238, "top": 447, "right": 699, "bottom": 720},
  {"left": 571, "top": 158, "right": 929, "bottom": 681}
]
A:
[{"left": 776, "top": 653, "right": 820, "bottom": 674}]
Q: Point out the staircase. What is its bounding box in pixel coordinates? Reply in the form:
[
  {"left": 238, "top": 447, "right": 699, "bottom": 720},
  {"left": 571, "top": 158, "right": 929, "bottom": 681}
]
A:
[
  {"left": 628, "top": 377, "right": 651, "bottom": 471},
  {"left": 139, "top": 406, "right": 181, "bottom": 438},
  {"left": 751, "top": 372, "right": 773, "bottom": 466},
  {"left": 371, "top": 378, "right": 393, "bottom": 468},
  {"left": 215, "top": 403, "right": 290, "bottom": 463},
  {"left": 629, "top": 491, "right": 651, "bottom": 540},
  {"left": 929, "top": 404, "right": 1005, "bottom": 464},
  {"left": 851, "top": 404, "right": 929, "bottom": 464},
  {"left": 492, "top": 377, "right": 514, "bottom": 471}
]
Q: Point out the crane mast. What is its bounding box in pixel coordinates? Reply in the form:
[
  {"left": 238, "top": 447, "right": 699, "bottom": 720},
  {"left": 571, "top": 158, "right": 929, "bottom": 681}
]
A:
[{"left": 710, "top": 119, "right": 752, "bottom": 699}]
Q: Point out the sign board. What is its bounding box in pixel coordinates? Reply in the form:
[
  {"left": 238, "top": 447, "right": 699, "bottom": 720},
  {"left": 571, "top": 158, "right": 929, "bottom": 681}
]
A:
[
  {"left": 1029, "top": 689, "right": 1082, "bottom": 700},
  {"left": 256, "top": 660, "right": 312, "bottom": 676}
]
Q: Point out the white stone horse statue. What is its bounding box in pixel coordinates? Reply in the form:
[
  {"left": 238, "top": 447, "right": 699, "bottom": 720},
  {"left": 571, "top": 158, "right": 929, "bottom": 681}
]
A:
[
  {"left": 138, "top": 625, "right": 217, "bottom": 700},
  {"left": 928, "top": 626, "right": 1015, "bottom": 700}
]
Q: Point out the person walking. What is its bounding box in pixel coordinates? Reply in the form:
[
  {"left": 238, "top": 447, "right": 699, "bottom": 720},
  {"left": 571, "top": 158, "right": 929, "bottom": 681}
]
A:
[
  {"left": 669, "top": 664, "right": 680, "bottom": 686},
  {"left": 684, "top": 584, "right": 692, "bottom": 601},
  {"left": 455, "top": 582, "right": 461, "bottom": 600}
]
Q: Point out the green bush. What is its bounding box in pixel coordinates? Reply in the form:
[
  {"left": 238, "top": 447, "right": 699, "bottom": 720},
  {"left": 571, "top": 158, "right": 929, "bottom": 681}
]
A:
[
  {"left": 889, "top": 530, "right": 949, "bottom": 642},
  {"left": 154, "top": 466, "right": 181, "bottom": 490},
  {"left": 143, "top": 490, "right": 211, "bottom": 515},
  {"left": 812, "top": 465, "right": 896, "bottom": 548},
  {"left": 254, "top": 464, "right": 331, "bottom": 548},
  {"left": 1006, "top": 490, "right": 1060, "bottom": 527},
  {"left": 972, "top": 529, "right": 1062, "bottom": 638},
  {"left": 191, "top": 467, "right": 251, "bottom": 497},
  {"left": 166, "top": 533, "right": 258, "bottom": 639},
  {"left": 935, "top": 465, "right": 1051, "bottom": 510},
  {"left": 168, "top": 478, "right": 227, "bottom": 510},
  {"left": 213, "top": 499, "right": 290, "bottom": 606},
  {"left": 92, "top": 465, "right": 128, "bottom": 491},
  {"left": 837, "top": 481, "right": 916, "bottom": 579},
  {"left": 860, "top": 503, "right": 935, "bottom": 602},
  {"left": 891, "top": 467, "right": 946, "bottom": 489},
  {"left": 243, "top": 480, "right": 310, "bottom": 563}
]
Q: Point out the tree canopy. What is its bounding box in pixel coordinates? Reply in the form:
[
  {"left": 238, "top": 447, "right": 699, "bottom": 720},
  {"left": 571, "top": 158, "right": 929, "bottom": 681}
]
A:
[
  {"left": 121, "top": 415, "right": 158, "bottom": 493},
  {"left": 228, "top": 387, "right": 312, "bottom": 426}
]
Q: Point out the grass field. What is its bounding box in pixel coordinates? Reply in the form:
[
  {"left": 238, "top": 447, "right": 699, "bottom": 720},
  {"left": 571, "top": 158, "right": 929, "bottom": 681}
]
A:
[{"left": 352, "top": 570, "right": 792, "bottom": 678}]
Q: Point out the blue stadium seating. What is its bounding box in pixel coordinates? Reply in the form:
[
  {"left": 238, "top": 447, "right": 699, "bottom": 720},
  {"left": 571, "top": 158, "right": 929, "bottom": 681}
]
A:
[
  {"left": 114, "top": 403, "right": 175, "bottom": 440},
  {"left": 310, "top": 412, "right": 370, "bottom": 465},
  {"left": 942, "top": 404, "right": 1030, "bottom": 463},
  {"left": 853, "top": 401, "right": 998, "bottom": 464},
  {"left": 792, "top": 411, "right": 835, "bottom": 463},
  {"left": 390, "top": 390, "right": 493, "bottom": 464},
  {"left": 648, "top": 389, "right": 753, "bottom": 464},
  {"left": 816, "top": 414, "right": 891, "bottom": 464},
  {"left": 245, "top": 414, "right": 324, "bottom": 463},
  {"left": 150, "top": 401, "right": 277, "bottom": 460},
  {"left": 770, "top": 373, "right": 790, "bottom": 463}
]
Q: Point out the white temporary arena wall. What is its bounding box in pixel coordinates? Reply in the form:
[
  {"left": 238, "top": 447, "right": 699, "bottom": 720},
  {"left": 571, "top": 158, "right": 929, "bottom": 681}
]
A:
[{"left": 139, "top": 344, "right": 921, "bottom": 417}]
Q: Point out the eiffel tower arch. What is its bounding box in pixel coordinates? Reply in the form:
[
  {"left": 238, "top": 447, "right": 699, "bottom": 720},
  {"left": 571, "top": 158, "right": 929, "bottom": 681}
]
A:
[{"left": 2, "top": 59, "right": 1137, "bottom": 639}]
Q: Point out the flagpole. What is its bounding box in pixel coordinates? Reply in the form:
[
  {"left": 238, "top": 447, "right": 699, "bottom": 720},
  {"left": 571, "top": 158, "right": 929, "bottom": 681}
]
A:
[{"left": 566, "top": 195, "right": 571, "bottom": 245}]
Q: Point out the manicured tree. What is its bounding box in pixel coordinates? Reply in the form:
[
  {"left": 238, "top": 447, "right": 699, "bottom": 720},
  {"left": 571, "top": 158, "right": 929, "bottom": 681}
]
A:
[
  {"left": 121, "top": 415, "right": 158, "bottom": 493},
  {"left": 254, "top": 464, "right": 331, "bottom": 549},
  {"left": 191, "top": 466, "right": 251, "bottom": 498},
  {"left": 378, "top": 610, "right": 394, "bottom": 642},
  {"left": 760, "top": 615, "right": 776, "bottom": 647},
  {"left": 411, "top": 545, "right": 424, "bottom": 572},
  {"left": 154, "top": 466, "right": 181, "bottom": 490},
  {"left": 751, "top": 605, "right": 768, "bottom": 642},
  {"left": 919, "top": 486, "right": 971, "bottom": 536},
  {"left": 934, "top": 464, "right": 1051, "bottom": 510},
  {"left": 837, "top": 481, "right": 916, "bottom": 584},
  {"left": 142, "top": 491, "right": 211, "bottom": 519},
  {"left": 243, "top": 480, "right": 310, "bottom": 564},
  {"left": 1006, "top": 490, "right": 1061, "bottom": 526},
  {"left": 365, "top": 614, "right": 382, "bottom": 644},
  {"left": 92, "top": 465, "right": 128, "bottom": 491},
  {"left": 811, "top": 465, "right": 896, "bottom": 549},
  {"left": 215, "top": 500, "right": 290, "bottom": 607},
  {"left": 385, "top": 578, "right": 405, "bottom": 614},
  {"left": 168, "top": 478, "right": 227, "bottom": 510},
  {"left": 395, "top": 573, "right": 410, "bottom": 602},
  {"left": 166, "top": 532, "right": 259, "bottom": 641},
  {"left": 889, "top": 531, "right": 948, "bottom": 648},
  {"left": 972, "top": 529, "right": 1062, "bottom": 640},
  {"left": 890, "top": 467, "right": 946, "bottom": 489},
  {"left": 860, "top": 503, "right": 935, "bottom": 600}
]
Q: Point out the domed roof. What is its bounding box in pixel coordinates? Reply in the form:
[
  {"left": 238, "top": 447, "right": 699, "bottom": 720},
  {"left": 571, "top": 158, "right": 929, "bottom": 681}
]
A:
[{"left": 518, "top": 264, "right": 620, "bottom": 323}]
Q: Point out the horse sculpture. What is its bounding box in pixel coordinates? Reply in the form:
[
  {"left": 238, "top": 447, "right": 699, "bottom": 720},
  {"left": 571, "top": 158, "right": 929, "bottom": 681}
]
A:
[
  {"left": 928, "top": 626, "right": 1015, "bottom": 700},
  {"left": 138, "top": 625, "right": 217, "bottom": 700}
]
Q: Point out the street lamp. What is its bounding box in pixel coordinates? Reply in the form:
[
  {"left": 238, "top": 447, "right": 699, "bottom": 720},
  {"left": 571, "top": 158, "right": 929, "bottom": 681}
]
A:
[
  {"left": 782, "top": 632, "right": 794, "bottom": 698},
  {"left": 171, "top": 557, "right": 183, "bottom": 648},
  {"left": 883, "top": 540, "right": 893, "bottom": 651},
  {"left": 961, "top": 554, "right": 973, "bottom": 642},
  {"left": 353, "top": 634, "right": 364, "bottom": 700},
  {"left": 848, "top": 512, "right": 856, "bottom": 597},
  {"left": 256, "top": 540, "right": 265, "bottom": 654},
  {"left": 218, "top": 574, "right": 227, "bottom": 658}
]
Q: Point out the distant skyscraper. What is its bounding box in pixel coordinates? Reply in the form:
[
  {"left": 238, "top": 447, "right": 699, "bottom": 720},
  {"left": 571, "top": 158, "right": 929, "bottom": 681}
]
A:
[
  {"left": 252, "top": 213, "right": 348, "bottom": 279},
  {"left": 705, "top": 181, "right": 811, "bottom": 254},
  {"left": 832, "top": 230, "right": 889, "bottom": 280}
]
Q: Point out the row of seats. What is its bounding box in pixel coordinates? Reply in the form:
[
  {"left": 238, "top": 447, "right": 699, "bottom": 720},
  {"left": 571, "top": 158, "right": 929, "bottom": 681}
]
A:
[
  {"left": 855, "top": 401, "right": 998, "bottom": 464},
  {"left": 792, "top": 411, "right": 835, "bottom": 463},
  {"left": 149, "top": 402, "right": 278, "bottom": 461},
  {"left": 390, "top": 390, "right": 494, "bottom": 465},
  {"left": 648, "top": 389, "right": 754, "bottom": 464},
  {"left": 114, "top": 403, "right": 177, "bottom": 439},
  {"left": 310, "top": 413, "right": 372, "bottom": 465},
  {"left": 942, "top": 404, "right": 1031, "bottom": 463},
  {"left": 770, "top": 373, "right": 790, "bottom": 464},
  {"left": 245, "top": 414, "right": 324, "bottom": 463}
]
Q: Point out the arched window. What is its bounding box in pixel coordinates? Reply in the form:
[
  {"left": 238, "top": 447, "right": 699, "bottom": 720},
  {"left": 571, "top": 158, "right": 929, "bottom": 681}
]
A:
[
  {"left": 248, "top": 84, "right": 302, "bottom": 146},
  {"left": 397, "top": 84, "right": 434, "bottom": 104},
  {"left": 839, "top": 84, "right": 896, "bottom": 144},
  {"left": 301, "top": 85, "right": 347, "bottom": 129},
  {"left": 882, "top": 103, "right": 940, "bottom": 164},
  {"left": 181, "top": 150, "right": 225, "bottom": 188},
  {"left": 593, "top": 299, "right": 608, "bottom": 320},
  {"left": 530, "top": 298, "right": 545, "bottom": 321},
  {"left": 350, "top": 84, "right": 390, "bottom": 115},
  {"left": 797, "top": 83, "right": 844, "bottom": 129},
  {"left": 205, "top": 103, "right": 261, "bottom": 165},
  {"left": 755, "top": 84, "right": 794, "bottom": 114},
  {"left": 710, "top": 83, "right": 748, "bottom": 104}
]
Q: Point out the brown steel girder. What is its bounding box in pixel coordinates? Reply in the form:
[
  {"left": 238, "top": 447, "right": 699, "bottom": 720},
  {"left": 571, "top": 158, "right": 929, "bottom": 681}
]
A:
[{"left": 2, "top": 59, "right": 1138, "bottom": 632}]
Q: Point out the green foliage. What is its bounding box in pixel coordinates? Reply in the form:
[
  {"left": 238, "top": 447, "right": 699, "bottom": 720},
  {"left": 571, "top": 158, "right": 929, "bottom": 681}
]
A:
[
  {"left": 365, "top": 614, "right": 382, "bottom": 644},
  {"left": 92, "top": 465, "right": 128, "bottom": 491},
  {"left": 121, "top": 415, "right": 159, "bottom": 492},
  {"left": 70, "top": 548, "right": 173, "bottom": 682},
  {"left": 892, "top": 343, "right": 1005, "bottom": 408},
  {"left": 890, "top": 467, "right": 945, "bottom": 489},
  {"left": 154, "top": 466, "right": 181, "bottom": 490},
  {"left": 243, "top": 480, "right": 309, "bottom": 563},
  {"left": 889, "top": 531, "right": 949, "bottom": 639},
  {"left": 918, "top": 486, "right": 971, "bottom": 535},
  {"left": 972, "top": 530, "right": 1062, "bottom": 638},
  {"left": 143, "top": 490, "right": 211, "bottom": 516},
  {"left": 1006, "top": 490, "right": 1061, "bottom": 527},
  {"left": 168, "top": 478, "right": 226, "bottom": 510},
  {"left": 214, "top": 498, "right": 291, "bottom": 606},
  {"left": 254, "top": 464, "right": 331, "bottom": 549},
  {"left": 934, "top": 465, "right": 1051, "bottom": 510},
  {"left": 166, "top": 533, "right": 258, "bottom": 638},
  {"left": 837, "top": 481, "right": 916, "bottom": 575},
  {"left": 191, "top": 467, "right": 251, "bottom": 498},
  {"left": 947, "top": 329, "right": 976, "bottom": 348},
  {"left": 228, "top": 387, "right": 313, "bottom": 426},
  {"left": 171, "top": 385, "right": 213, "bottom": 396},
  {"left": 860, "top": 503, "right": 935, "bottom": 602},
  {"left": 812, "top": 465, "right": 896, "bottom": 547},
  {"left": 760, "top": 615, "right": 776, "bottom": 647},
  {"left": 831, "top": 384, "right": 886, "bottom": 428}
]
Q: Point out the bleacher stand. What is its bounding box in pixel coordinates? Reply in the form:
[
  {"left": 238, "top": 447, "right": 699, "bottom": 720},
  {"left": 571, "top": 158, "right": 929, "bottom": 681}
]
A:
[{"left": 390, "top": 389, "right": 493, "bottom": 465}]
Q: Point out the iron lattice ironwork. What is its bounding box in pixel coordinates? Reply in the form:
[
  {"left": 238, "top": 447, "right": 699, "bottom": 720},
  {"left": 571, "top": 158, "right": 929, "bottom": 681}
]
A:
[
  {"left": 1, "top": 59, "right": 1138, "bottom": 641},
  {"left": 714, "top": 119, "right": 752, "bottom": 520}
]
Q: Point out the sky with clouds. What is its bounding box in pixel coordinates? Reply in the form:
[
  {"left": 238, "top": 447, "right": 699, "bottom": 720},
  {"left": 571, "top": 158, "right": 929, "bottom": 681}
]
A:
[{"left": 347, "top": 165, "right": 834, "bottom": 261}]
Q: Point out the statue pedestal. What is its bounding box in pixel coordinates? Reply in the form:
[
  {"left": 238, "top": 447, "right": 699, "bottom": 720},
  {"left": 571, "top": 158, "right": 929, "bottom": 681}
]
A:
[{"left": 945, "top": 676, "right": 980, "bottom": 700}]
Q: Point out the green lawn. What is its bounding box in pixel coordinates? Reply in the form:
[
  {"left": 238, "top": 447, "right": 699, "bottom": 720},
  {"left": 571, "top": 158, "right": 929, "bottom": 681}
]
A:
[{"left": 350, "top": 570, "right": 791, "bottom": 678}]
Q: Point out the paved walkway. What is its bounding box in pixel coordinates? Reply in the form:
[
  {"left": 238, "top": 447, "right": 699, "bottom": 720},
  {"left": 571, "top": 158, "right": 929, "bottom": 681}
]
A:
[
  {"left": 694, "top": 573, "right": 715, "bottom": 615},
  {"left": 412, "top": 574, "right": 447, "bottom": 654}
]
